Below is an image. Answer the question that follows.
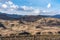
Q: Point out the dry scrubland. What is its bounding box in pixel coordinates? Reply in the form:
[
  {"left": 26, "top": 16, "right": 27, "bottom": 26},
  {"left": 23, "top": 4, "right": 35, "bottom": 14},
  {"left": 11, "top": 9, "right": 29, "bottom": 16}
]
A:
[{"left": 0, "top": 16, "right": 60, "bottom": 36}]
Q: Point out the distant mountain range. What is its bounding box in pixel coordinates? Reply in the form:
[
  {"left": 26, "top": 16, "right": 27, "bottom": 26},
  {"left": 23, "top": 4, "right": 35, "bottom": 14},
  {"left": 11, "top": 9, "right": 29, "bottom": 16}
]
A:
[
  {"left": 52, "top": 14, "right": 60, "bottom": 18},
  {"left": 0, "top": 12, "right": 23, "bottom": 20},
  {"left": 0, "top": 12, "right": 60, "bottom": 20}
]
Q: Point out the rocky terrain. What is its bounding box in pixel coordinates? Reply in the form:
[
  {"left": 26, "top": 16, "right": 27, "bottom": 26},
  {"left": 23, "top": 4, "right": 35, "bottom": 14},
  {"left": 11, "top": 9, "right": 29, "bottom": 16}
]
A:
[
  {"left": 0, "top": 12, "right": 60, "bottom": 36},
  {"left": 0, "top": 15, "right": 60, "bottom": 36}
]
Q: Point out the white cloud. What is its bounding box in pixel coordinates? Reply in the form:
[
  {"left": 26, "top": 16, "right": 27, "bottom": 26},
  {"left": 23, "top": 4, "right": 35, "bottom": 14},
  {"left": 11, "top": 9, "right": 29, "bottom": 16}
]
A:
[
  {"left": 33, "top": 9, "right": 40, "bottom": 15},
  {"left": 0, "top": 1, "right": 19, "bottom": 11},
  {"left": 0, "top": 0, "right": 10, "bottom": 3},
  {"left": 6, "top": 1, "right": 13, "bottom": 5},
  {"left": 47, "top": 3, "right": 51, "bottom": 8},
  {"left": 2, "top": 4, "right": 8, "bottom": 8},
  {"left": 10, "top": 5, "right": 18, "bottom": 9},
  {"left": 0, "top": 1, "right": 40, "bottom": 15},
  {"left": 0, "top": 1, "right": 49, "bottom": 15},
  {"left": 5, "top": 1, "right": 19, "bottom": 9},
  {"left": 42, "top": 10, "right": 46, "bottom": 12},
  {"left": 20, "top": 6, "right": 33, "bottom": 11}
]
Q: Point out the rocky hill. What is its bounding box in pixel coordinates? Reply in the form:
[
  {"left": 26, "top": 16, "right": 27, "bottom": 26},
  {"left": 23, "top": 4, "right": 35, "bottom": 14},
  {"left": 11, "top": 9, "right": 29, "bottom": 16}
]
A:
[{"left": 0, "top": 13, "right": 60, "bottom": 36}]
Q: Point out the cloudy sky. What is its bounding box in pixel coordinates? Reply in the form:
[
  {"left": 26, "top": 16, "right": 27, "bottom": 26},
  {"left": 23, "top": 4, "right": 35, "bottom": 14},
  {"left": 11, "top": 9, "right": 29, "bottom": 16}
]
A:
[{"left": 0, "top": 0, "right": 60, "bottom": 15}]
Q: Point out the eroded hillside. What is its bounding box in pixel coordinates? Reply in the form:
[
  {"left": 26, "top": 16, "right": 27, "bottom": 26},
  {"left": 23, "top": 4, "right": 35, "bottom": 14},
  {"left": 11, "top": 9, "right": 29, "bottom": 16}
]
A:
[{"left": 0, "top": 16, "right": 60, "bottom": 36}]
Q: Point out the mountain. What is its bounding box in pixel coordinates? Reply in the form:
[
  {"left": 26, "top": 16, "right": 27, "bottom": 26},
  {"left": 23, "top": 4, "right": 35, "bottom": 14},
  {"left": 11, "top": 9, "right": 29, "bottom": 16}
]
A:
[
  {"left": 52, "top": 14, "right": 60, "bottom": 18},
  {"left": 0, "top": 12, "right": 60, "bottom": 20},
  {"left": 0, "top": 12, "right": 50, "bottom": 20},
  {"left": 0, "top": 12, "right": 23, "bottom": 20},
  {"left": 0, "top": 12, "right": 60, "bottom": 36}
]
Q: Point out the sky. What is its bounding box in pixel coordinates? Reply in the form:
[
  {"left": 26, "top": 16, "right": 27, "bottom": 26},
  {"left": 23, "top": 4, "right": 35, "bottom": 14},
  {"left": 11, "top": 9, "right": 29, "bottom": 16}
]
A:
[{"left": 0, "top": 0, "right": 60, "bottom": 15}]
